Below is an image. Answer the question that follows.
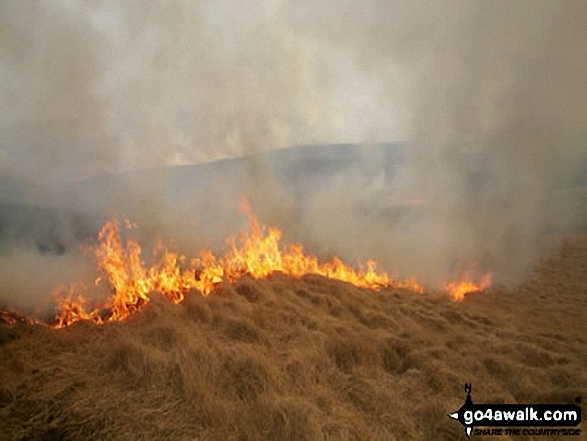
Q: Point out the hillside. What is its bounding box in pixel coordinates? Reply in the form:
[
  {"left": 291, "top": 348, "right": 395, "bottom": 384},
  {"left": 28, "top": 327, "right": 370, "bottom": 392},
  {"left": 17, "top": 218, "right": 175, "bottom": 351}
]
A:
[
  {"left": 0, "top": 236, "right": 585, "bottom": 440},
  {"left": 0, "top": 143, "right": 408, "bottom": 258},
  {"left": 2, "top": 142, "right": 585, "bottom": 267}
]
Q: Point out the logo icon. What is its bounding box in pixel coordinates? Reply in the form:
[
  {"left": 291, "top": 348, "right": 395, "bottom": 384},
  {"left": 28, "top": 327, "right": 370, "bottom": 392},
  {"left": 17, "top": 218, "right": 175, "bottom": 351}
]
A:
[
  {"left": 448, "top": 384, "right": 582, "bottom": 438},
  {"left": 448, "top": 383, "right": 475, "bottom": 437}
]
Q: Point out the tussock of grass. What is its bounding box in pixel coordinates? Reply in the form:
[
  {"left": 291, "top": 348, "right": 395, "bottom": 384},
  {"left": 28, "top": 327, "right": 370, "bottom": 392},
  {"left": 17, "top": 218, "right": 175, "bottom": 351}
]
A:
[{"left": 1, "top": 239, "right": 587, "bottom": 440}]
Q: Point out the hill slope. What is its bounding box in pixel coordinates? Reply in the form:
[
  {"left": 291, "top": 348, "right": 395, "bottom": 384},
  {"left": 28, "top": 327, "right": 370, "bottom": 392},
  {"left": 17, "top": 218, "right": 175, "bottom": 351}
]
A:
[{"left": 0, "top": 236, "right": 586, "bottom": 441}]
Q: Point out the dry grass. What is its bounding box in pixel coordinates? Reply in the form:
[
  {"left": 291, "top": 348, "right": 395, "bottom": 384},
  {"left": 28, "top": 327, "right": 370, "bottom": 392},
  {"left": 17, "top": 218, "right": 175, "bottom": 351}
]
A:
[{"left": 1, "top": 238, "right": 587, "bottom": 440}]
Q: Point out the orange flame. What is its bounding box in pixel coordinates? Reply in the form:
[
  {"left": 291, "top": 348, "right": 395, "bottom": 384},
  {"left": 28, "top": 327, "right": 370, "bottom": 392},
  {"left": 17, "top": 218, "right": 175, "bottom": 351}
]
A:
[
  {"left": 0, "top": 306, "right": 40, "bottom": 326},
  {"left": 0, "top": 198, "right": 493, "bottom": 329},
  {"left": 49, "top": 199, "right": 425, "bottom": 327},
  {"left": 446, "top": 272, "right": 492, "bottom": 301}
]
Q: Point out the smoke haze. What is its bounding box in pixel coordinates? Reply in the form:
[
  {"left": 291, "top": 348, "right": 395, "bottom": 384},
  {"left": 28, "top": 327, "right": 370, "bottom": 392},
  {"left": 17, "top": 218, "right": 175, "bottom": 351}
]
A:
[{"left": 1, "top": 0, "right": 586, "bottom": 306}]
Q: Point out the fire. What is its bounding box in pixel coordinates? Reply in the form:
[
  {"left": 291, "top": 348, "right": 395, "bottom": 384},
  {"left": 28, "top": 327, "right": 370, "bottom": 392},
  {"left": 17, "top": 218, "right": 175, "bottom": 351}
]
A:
[
  {"left": 0, "top": 198, "right": 492, "bottom": 328},
  {"left": 446, "top": 273, "right": 492, "bottom": 301},
  {"left": 0, "top": 307, "right": 39, "bottom": 326},
  {"left": 48, "top": 199, "right": 424, "bottom": 327}
]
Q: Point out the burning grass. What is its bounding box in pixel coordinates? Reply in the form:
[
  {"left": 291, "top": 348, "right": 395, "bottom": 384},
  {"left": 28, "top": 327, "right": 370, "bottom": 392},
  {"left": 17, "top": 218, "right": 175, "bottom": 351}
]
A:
[
  {"left": 0, "top": 237, "right": 586, "bottom": 440},
  {"left": 3, "top": 197, "right": 490, "bottom": 329}
]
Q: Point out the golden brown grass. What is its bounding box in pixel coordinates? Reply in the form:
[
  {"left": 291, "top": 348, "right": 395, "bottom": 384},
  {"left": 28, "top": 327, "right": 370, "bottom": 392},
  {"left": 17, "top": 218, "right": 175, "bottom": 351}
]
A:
[{"left": 1, "top": 237, "right": 586, "bottom": 440}]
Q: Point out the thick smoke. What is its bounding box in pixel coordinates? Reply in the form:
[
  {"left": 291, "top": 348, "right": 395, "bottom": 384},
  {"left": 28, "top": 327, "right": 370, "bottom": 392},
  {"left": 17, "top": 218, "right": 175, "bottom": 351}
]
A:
[
  {"left": 0, "top": 247, "right": 96, "bottom": 311},
  {"left": 0, "top": 0, "right": 339, "bottom": 183},
  {"left": 276, "top": 0, "right": 587, "bottom": 283},
  {"left": 0, "top": 0, "right": 586, "bottom": 305}
]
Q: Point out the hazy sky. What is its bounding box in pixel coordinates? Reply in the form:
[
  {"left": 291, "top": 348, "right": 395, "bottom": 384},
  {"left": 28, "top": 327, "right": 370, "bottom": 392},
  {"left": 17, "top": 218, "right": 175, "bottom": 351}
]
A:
[
  {"left": 1, "top": 0, "right": 382, "bottom": 181},
  {"left": 1, "top": 0, "right": 586, "bottom": 183},
  {"left": 1, "top": 0, "right": 587, "bottom": 306}
]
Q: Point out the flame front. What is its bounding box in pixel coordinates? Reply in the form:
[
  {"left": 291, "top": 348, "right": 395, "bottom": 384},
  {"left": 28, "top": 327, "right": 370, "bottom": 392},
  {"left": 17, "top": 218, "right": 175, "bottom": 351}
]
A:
[
  {"left": 446, "top": 273, "right": 492, "bottom": 301},
  {"left": 6, "top": 199, "right": 491, "bottom": 328},
  {"left": 0, "top": 307, "right": 39, "bottom": 326},
  {"left": 50, "top": 200, "right": 424, "bottom": 327}
]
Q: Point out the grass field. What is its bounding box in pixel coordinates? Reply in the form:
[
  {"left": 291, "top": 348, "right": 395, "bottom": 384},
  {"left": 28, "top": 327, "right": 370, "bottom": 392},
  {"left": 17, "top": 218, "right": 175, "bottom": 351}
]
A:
[{"left": 0, "top": 236, "right": 586, "bottom": 440}]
